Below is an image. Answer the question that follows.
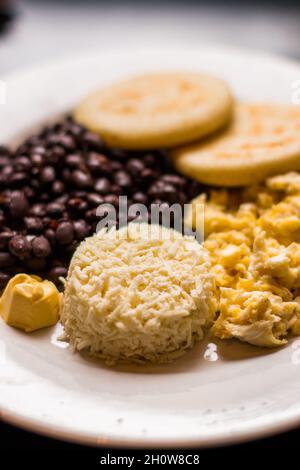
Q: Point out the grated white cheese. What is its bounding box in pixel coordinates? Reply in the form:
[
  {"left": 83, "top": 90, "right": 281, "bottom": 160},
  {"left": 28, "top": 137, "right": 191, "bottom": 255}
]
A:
[{"left": 60, "top": 223, "right": 216, "bottom": 365}]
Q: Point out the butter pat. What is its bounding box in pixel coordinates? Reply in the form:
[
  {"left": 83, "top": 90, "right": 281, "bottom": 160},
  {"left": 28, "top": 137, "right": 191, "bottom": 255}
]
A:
[{"left": 0, "top": 274, "right": 60, "bottom": 332}]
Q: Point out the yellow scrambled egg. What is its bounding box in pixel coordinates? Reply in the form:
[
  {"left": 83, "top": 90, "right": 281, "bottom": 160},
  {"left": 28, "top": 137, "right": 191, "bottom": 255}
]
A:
[{"left": 189, "top": 172, "right": 300, "bottom": 346}]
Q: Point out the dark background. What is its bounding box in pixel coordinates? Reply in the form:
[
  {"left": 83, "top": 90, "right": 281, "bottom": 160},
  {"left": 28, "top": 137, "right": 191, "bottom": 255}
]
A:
[
  {"left": 1, "top": 417, "right": 300, "bottom": 459},
  {"left": 1, "top": 0, "right": 300, "bottom": 457},
  {"left": 2, "top": 0, "right": 300, "bottom": 76}
]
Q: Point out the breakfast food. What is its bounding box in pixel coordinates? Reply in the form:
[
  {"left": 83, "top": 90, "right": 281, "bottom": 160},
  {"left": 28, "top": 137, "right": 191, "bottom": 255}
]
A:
[
  {"left": 74, "top": 72, "right": 233, "bottom": 150},
  {"left": 3, "top": 68, "right": 300, "bottom": 361},
  {"left": 173, "top": 103, "right": 300, "bottom": 187},
  {"left": 61, "top": 223, "right": 216, "bottom": 364},
  {"left": 0, "top": 273, "right": 60, "bottom": 332},
  {"left": 187, "top": 172, "right": 300, "bottom": 346},
  {"left": 0, "top": 117, "right": 200, "bottom": 290}
]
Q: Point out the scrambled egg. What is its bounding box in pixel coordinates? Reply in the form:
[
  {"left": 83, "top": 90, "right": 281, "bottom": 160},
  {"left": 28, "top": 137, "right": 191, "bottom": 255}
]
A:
[{"left": 189, "top": 172, "right": 300, "bottom": 347}]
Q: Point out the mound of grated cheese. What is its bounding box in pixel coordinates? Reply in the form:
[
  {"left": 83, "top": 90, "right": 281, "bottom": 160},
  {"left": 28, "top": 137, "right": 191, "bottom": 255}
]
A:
[{"left": 60, "top": 223, "right": 216, "bottom": 365}]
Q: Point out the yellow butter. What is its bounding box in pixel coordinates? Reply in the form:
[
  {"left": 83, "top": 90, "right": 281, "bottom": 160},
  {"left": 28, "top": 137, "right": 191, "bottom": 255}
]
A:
[{"left": 0, "top": 274, "right": 60, "bottom": 332}]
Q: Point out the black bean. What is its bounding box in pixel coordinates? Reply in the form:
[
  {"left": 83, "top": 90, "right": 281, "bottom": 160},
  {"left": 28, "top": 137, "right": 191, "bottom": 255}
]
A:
[
  {"left": 73, "top": 220, "right": 91, "bottom": 240},
  {"left": 110, "top": 148, "right": 128, "bottom": 161},
  {"left": 48, "top": 133, "right": 75, "bottom": 150},
  {"left": 143, "top": 153, "right": 157, "bottom": 167},
  {"left": 2, "top": 165, "right": 13, "bottom": 178},
  {"left": 83, "top": 131, "right": 103, "bottom": 150},
  {"left": 60, "top": 134, "right": 76, "bottom": 150},
  {"left": 31, "top": 153, "right": 43, "bottom": 166},
  {"left": 31, "top": 145, "right": 46, "bottom": 155},
  {"left": 113, "top": 170, "right": 132, "bottom": 189},
  {"left": 188, "top": 180, "right": 202, "bottom": 199},
  {"left": 0, "top": 212, "right": 6, "bottom": 228},
  {"left": 9, "top": 191, "right": 29, "bottom": 219},
  {"left": 177, "top": 191, "right": 187, "bottom": 205},
  {"left": 14, "top": 156, "right": 31, "bottom": 172},
  {"left": 126, "top": 158, "right": 144, "bottom": 176},
  {"left": 104, "top": 194, "right": 119, "bottom": 206},
  {"left": 70, "top": 191, "right": 86, "bottom": 199},
  {"left": 85, "top": 208, "right": 98, "bottom": 222},
  {"left": 40, "top": 193, "right": 50, "bottom": 202},
  {"left": 86, "top": 193, "right": 104, "bottom": 207},
  {"left": 56, "top": 221, "right": 74, "bottom": 245},
  {"left": 54, "top": 194, "right": 68, "bottom": 205},
  {"left": 87, "top": 152, "right": 111, "bottom": 175},
  {"left": 52, "top": 123, "right": 63, "bottom": 133},
  {"left": 32, "top": 236, "right": 51, "bottom": 258},
  {"left": 0, "top": 252, "right": 15, "bottom": 268},
  {"left": 161, "top": 183, "right": 178, "bottom": 204},
  {"left": 51, "top": 180, "right": 65, "bottom": 195},
  {"left": 24, "top": 216, "right": 44, "bottom": 233},
  {"left": 10, "top": 172, "right": 29, "bottom": 186},
  {"left": 30, "top": 180, "right": 41, "bottom": 191},
  {"left": 49, "top": 145, "right": 65, "bottom": 160},
  {"left": 51, "top": 259, "right": 65, "bottom": 270},
  {"left": 110, "top": 184, "right": 122, "bottom": 196},
  {"left": 71, "top": 170, "right": 93, "bottom": 189},
  {"left": 132, "top": 192, "right": 148, "bottom": 204},
  {"left": 140, "top": 168, "right": 154, "bottom": 183},
  {"left": 161, "top": 174, "right": 186, "bottom": 187},
  {"left": 0, "top": 173, "right": 8, "bottom": 189},
  {"left": 148, "top": 182, "right": 164, "bottom": 200},
  {"left": 40, "top": 166, "right": 56, "bottom": 184},
  {"left": 65, "top": 122, "right": 83, "bottom": 136},
  {"left": 44, "top": 228, "right": 56, "bottom": 246},
  {"left": 62, "top": 168, "right": 71, "bottom": 182},
  {"left": 0, "top": 231, "right": 15, "bottom": 250},
  {"left": 65, "top": 154, "right": 83, "bottom": 168},
  {"left": 46, "top": 218, "right": 59, "bottom": 231},
  {"left": 47, "top": 266, "right": 68, "bottom": 285},
  {"left": 46, "top": 202, "right": 65, "bottom": 216},
  {"left": 28, "top": 138, "right": 45, "bottom": 150},
  {"left": 46, "top": 147, "right": 64, "bottom": 164},
  {"left": 23, "top": 186, "right": 36, "bottom": 200},
  {"left": 26, "top": 257, "right": 47, "bottom": 271},
  {"left": 31, "top": 167, "right": 40, "bottom": 177},
  {"left": 65, "top": 240, "right": 79, "bottom": 255},
  {"left": 67, "top": 198, "right": 88, "bottom": 213},
  {"left": 0, "top": 272, "right": 11, "bottom": 289},
  {"left": 30, "top": 203, "right": 46, "bottom": 217},
  {"left": 16, "top": 144, "right": 29, "bottom": 155},
  {"left": 94, "top": 177, "right": 111, "bottom": 195},
  {"left": 0, "top": 156, "right": 10, "bottom": 167},
  {"left": 9, "top": 235, "right": 31, "bottom": 259},
  {"left": 111, "top": 161, "right": 123, "bottom": 171}
]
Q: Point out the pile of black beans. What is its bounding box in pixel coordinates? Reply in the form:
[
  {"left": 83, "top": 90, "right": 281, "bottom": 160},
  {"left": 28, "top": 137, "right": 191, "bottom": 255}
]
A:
[{"left": 0, "top": 117, "right": 202, "bottom": 289}]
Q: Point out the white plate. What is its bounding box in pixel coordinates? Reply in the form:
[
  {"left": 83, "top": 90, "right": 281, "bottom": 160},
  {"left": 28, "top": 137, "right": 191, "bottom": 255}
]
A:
[{"left": 1, "top": 46, "right": 300, "bottom": 448}]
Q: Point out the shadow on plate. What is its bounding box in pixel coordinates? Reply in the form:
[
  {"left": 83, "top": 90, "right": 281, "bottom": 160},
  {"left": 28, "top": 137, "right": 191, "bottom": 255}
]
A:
[{"left": 76, "top": 332, "right": 282, "bottom": 375}]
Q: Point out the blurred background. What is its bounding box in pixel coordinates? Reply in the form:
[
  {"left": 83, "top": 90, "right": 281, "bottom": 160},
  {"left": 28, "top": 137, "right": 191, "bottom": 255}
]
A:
[{"left": 1, "top": 0, "right": 300, "bottom": 76}]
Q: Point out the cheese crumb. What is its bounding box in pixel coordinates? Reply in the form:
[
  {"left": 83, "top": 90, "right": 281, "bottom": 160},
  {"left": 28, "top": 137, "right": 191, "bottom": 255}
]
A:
[{"left": 61, "top": 223, "right": 216, "bottom": 364}]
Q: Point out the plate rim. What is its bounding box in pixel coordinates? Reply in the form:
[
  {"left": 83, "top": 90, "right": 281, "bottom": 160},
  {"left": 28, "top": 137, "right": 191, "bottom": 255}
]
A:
[
  {"left": 1, "top": 44, "right": 300, "bottom": 448},
  {"left": 1, "top": 400, "right": 300, "bottom": 449}
]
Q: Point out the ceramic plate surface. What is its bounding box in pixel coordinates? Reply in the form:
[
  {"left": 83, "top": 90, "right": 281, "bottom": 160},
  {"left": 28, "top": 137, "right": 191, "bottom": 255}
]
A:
[{"left": 1, "top": 46, "right": 300, "bottom": 448}]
